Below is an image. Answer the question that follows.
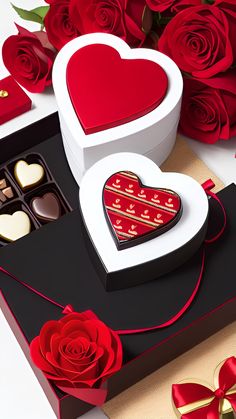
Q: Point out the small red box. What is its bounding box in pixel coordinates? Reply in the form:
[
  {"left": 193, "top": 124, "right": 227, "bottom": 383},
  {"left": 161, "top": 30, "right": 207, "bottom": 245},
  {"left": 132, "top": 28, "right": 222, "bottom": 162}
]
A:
[{"left": 0, "top": 76, "right": 32, "bottom": 125}]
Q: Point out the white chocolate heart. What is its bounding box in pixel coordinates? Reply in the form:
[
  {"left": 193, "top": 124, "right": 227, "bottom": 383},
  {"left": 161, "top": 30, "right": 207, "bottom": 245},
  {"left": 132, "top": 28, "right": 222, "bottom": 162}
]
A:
[
  {"left": 14, "top": 160, "right": 44, "bottom": 190},
  {"left": 0, "top": 211, "right": 31, "bottom": 242}
]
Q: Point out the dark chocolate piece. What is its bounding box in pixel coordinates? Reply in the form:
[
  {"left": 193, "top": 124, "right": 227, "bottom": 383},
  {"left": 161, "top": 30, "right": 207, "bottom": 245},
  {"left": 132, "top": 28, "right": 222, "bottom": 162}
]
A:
[{"left": 31, "top": 192, "right": 61, "bottom": 222}]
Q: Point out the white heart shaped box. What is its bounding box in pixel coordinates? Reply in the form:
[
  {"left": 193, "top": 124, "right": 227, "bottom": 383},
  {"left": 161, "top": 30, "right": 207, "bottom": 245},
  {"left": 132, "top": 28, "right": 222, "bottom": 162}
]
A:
[
  {"left": 79, "top": 153, "right": 209, "bottom": 291},
  {"left": 53, "top": 33, "right": 183, "bottom": 186}
]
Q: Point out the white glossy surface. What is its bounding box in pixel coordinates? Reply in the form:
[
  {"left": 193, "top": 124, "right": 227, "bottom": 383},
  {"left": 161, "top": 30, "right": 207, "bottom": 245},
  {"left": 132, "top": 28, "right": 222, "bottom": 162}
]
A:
[
  {"left": 54, "top": 33, "right": 182, "bottom": 173},
  {"left": 0, "top": 1, "right": 236, "bottom": 418}
]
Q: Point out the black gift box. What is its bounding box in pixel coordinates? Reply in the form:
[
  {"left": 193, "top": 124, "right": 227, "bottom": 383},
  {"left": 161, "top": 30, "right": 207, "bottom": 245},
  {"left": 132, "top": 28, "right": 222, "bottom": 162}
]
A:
[{"left": 0, "top": 114, "right": 236, "bottom": 419}]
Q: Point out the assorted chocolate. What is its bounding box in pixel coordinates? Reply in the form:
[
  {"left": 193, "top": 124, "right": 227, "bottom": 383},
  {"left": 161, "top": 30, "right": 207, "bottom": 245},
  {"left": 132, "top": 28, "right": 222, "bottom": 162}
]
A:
[
  {"left": 0, "top": 211, "right": 31, "bottom": 242},
  {"left": 0, "top": 176, "right": 14, "bottom": 204},
  {"left": 103, "top": 171, "right": 182, "bottom": 249},
  {"left": 0, "top": 154, "right": 71, "bottom": 245},
  {"left": 31, "top": 192, "right": 61, "bottom": 222},
  {"left": 14, "top": 159, "right": 45, "bottom": 190}
]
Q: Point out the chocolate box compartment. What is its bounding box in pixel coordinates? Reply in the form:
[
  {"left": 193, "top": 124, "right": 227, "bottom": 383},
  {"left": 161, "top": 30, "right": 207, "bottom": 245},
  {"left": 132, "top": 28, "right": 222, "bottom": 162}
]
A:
[
  {"left": 7, "top": 153, "right": 52, "bottom": 191},
  {"left": 0, "top": 168, "right": 20, "bottom": 202},
  {"left": 0, "top": 114, "right": 236, "bottom": 419},
  {"left": 25, "top": 182, "right": 72, "bottom": 225},
  {"left": 0, "top": 114, "right": 79, "bottom": 210},
  {"left": 0, "top": 131, "right": 74, "bottom": 246},
  {"left": 0, "top": 199, "right": 40, "bottom": 246}
]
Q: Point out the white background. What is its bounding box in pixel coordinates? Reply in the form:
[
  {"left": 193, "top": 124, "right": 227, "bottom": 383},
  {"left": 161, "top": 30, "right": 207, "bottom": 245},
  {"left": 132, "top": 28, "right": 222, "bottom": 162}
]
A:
[{"left": 0, "top": 0, "right": 236, "bottom": 418}]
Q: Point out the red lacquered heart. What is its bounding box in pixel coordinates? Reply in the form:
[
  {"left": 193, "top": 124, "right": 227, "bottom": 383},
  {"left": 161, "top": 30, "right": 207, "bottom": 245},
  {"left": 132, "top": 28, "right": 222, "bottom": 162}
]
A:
[
  {"left": 66, "top": 44, "right": 168, "bottom": 135},
  {"left": 103, "top": 171, "right": 182, "bottom": 249}
]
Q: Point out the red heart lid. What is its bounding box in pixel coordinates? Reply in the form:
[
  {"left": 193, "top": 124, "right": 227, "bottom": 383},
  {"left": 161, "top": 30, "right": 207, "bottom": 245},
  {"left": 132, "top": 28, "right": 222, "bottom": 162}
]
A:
[{"left": 66, "top": 44, "right": 168, "bottom": 135}]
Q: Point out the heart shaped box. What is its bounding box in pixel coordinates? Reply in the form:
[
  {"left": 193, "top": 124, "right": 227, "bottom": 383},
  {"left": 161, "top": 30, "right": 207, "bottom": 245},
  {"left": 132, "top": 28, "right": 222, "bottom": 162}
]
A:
[
  {"left": 80, "top": 153, "right": 209, "bottom": 291},
  {"left": 53, "top": 33, "right": 183, "bottom": 185}
]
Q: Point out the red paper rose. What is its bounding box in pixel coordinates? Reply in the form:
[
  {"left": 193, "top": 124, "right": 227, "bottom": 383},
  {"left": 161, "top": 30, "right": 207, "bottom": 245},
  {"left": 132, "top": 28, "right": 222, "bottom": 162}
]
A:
[
  {"left": 68, "top": 0, "right": 151, "bottom": 47},
  {"left": 44, "top": 0, "right": 79, "bottom": 50},
  {"left": 30, "top": 311, "right": 123, "bottom": 399},
  {"left": 179, "top": 73, "right": 236, "bottom": 144},
  {"left": 146, "top": 0, "right": 201, "bottom": 13},
  {"left": 158, "top": 5, "right": 234, "bottom": 78},
  {"left": 2, "top": 25, "right": 55, "bottom": 93}
]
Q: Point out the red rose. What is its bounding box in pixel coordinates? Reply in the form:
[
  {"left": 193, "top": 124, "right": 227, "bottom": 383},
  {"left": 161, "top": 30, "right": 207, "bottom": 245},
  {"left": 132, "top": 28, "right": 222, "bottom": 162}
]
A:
[
  {"left": 214, "top": 0, "right": 236, "bottom": 61},
  {"left": 158, "top": 5, "right": 234, "bottom": 78},
  {"left": 44, "top": 0, "right": 80, "bottom": 50},
  {"left": 2, "top": 25, "right": 55, "bottom": 93},
  {"left": 179, "top": 73, "right": 236, "bottom": 144},
  {"left": 30, "top": 311, "right": 123, "bottom": 398},
  {"left": 146, "top": 0, "right": 201, "bottom": 13},
  {"left": 68, "top": 0, "right": 151, "bottom": 47}
]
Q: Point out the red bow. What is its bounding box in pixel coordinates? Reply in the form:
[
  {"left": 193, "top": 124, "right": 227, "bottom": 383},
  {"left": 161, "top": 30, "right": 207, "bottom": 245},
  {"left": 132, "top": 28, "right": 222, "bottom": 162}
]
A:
[{"left": 172, "top": 357, "right": 236, "bottom": 418}]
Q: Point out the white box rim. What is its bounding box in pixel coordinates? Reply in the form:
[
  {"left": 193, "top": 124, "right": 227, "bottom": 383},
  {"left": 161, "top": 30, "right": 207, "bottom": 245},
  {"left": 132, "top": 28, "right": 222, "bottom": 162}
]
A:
[
  {"left": 80, "top": 153, "right": 209, "bottom": 273},
  {"left": 53, "top": 33, "right": 183, "bottom": 150}
]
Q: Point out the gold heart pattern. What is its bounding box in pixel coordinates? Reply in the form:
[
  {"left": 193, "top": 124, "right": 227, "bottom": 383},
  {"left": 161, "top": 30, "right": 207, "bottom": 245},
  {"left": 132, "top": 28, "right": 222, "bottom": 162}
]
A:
[{"left": 103, "top": 171, "right": 182, "bottom": 250}]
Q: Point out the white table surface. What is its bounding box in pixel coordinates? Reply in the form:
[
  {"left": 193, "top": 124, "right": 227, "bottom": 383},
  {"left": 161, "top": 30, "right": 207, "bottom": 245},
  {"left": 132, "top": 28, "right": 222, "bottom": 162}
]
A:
[{"left": 0, "top": 1, "right": 236, "bottom": 418}]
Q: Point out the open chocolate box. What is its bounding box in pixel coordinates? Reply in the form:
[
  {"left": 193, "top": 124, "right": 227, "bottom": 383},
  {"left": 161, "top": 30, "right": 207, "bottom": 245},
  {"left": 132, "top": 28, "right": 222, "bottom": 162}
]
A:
[
  {"left": 0, "top": 151, "right": 71, "bottom": 245},
  {"left": 0, "top": 113, "right": 236, "bottom": 419}
]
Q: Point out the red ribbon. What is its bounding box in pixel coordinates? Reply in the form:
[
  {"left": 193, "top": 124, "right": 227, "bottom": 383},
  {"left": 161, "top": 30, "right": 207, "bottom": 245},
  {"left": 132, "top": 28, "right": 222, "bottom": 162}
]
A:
[
  {"left": 0, "top": 178, "right": 227, "bottom": 406},
  {"left": 0, "top": 179, "right": 226, "bottom": 337},
  {"left": 172, "top": 356, "right": 236, "bottom": 418},
  {"left": 58, "top": 382, "right": 107, "bottom": 406},
  {"left": 116, "top": 179, "right": 226, "bottom": 335},
  {"left": 202, "top": 179, "right": 227, "bottom": 244}
]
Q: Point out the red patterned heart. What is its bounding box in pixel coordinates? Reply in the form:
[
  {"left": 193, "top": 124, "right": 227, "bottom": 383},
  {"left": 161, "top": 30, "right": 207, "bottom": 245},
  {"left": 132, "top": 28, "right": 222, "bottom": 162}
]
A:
[
  {"left": 66, "top": 44, "right": 168, "bottom": 134},
  {"left": 103, "top": 171, "right": 182, "bottom": 249}
]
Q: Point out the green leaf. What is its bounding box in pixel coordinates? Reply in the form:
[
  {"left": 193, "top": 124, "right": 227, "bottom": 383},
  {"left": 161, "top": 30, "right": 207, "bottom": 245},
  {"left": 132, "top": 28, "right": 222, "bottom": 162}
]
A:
[
  {"left": 32, "top": 6, "right": 50, "bottom": 20},
  {"left": 153, "top": 12, "right": 161, "bottom": 26},
  {"left": 153, "top": 12, "right": 172, "bottom": 27},
  {"left": 11, "top": 4, "right": 49, "bottom": 25}
]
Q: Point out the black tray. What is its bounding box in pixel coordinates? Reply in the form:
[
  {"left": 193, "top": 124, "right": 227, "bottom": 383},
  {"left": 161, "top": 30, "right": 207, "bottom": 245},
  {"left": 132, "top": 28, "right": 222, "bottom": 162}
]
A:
[{"left": 0, "top": 113, "right": 236, "bottom": 419}]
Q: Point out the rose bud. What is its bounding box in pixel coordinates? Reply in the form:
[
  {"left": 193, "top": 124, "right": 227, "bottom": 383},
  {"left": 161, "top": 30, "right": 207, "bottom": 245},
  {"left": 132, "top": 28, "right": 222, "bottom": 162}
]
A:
[
  {"left": 158, "top": 4, "right": 234, "bottom": 78},
  {"left": 2, "top": 25, "right": 56, "bottom": 93},
  {"left": 30, "top": 311, "right": 123, "bottom": 398},
  {"left": 68, "top": 0, "right": 152, "bottom": 47},
  {"left": 179, "top": 74, "right": 236, "bottom": 144},
  {"left": 44, "top": 0, "right": 80, "bottom": 50},
  {"left": 214, "top": 0, "right": 236, "bottom": 62},
  {"left": 146, "top": 0, "right": 201, "bottom": 13}
]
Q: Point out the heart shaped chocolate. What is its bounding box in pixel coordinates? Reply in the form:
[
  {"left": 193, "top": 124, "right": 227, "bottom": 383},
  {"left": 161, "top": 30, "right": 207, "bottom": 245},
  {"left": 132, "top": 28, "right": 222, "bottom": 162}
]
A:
[
  {"left": 14, "top": 160, "right": 44, "bottom": 190},
  {"left": 0, "top": 211, "right": 31, "bottom": 242},
  {"left": 31, "top": 192, "right": 61, "bottom": 222},
  {"left": 103, "top": 171, "right": 182, "bottom": 249},
  {"left": 67, "top": 44, "right": 168, "bottom": 134},
  {"left": 80, "top": 153, "right": 209, "bottom": 290}
]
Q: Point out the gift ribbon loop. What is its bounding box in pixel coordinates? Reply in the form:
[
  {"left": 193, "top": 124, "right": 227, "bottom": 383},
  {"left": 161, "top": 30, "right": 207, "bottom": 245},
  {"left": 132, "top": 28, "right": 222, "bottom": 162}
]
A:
[
  {"left": 202, "top": 179, "right": 227, "bottom": 244},
  {"left": 116, "top": 249, "right": 205, "bottom": 335},
  {"left": 172, "top": 357, "right": 236, "bottom": 418},
  {"left": 116, "top": 179, "right": 226, "bottom": 335},
  {"left": 0, "top": 178, "right": 226, "bottom": 336},
  {"left": 0, "top": 266, "right": 74, "bottom": 314}
]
